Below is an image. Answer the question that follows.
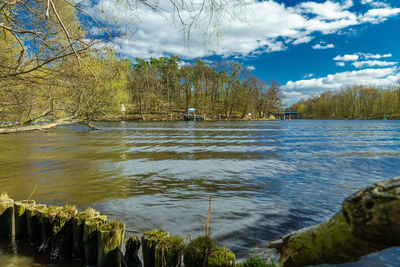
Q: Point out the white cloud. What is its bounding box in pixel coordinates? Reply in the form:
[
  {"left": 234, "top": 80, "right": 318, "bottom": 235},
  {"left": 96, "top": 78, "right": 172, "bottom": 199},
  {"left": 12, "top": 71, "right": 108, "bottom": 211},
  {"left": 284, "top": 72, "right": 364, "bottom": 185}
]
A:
[
  {"left": 361, "top": 7, "right": 400, "bottom": 23},
  {"left": 336, "top": 62, "right": 346, "bottom": 66},
  {"left": 312, "top": 43, "right": 335, "bottom": 49},
  {"left": 362, "top": 53, "right": 392, "bottom": 59},
  {"left": 361, "top": 0, "right": 388, "bottom": 8},
  {"left": 247, "top": 65, "right": 256, "bottom": 71},
  {"left": 283, "top": 67, "right": 400, "bottom": 103},
  {"left": 333, "top": 54, "right": 359, "bottom": 61},
  {"left": 85, "top": 0, "right": 400, "bottom": 59},
  {"left": 352, "top": 60, "right": 398, "bottom": 68}
]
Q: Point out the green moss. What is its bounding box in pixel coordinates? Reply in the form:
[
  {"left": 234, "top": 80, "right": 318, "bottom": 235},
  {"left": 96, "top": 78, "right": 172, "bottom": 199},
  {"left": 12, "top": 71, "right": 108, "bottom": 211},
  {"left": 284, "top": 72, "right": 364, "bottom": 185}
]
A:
[
  {"left": 237, "top": 255, "right": 280, "bottom": 267},
  {"left": 0, "top": 193, "right": 13, "bottom": 214},
  {"left": 73, "top": 208, "right": 103, "bottom": 259},
  {"left": 0, "top": 193, "right": 13, "bottom": 240},
  {"left": 208, "top": 247, "right": 236, "bottom": 267},
  {"left": 41, "top": 205, "right": 78, "bottom": 234},
  {"left": 98, "top": 221, "right": 126, "bottom": 267},
  {"left": 155, "top": 235, "right": 184, "bottom": 267},
  {"left": 83, "top": 216, "right": 107, "bottom": 266},
  {"left": 14, "top": 200, "right": 35, "bottom": 240},
  {"left": 142, "top": 229, "right": 170, "bottom": 267},
  {"left": 183, "top": 235, "right": 215, "bottom": 267}
]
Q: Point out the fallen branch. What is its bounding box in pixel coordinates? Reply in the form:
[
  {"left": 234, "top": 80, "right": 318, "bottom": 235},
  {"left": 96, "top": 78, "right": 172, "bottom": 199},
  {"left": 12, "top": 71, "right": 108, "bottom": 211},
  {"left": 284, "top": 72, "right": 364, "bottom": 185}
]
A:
[
  {"left": 0, "top": 118, "right": 78, "bottom": 134},
  {"left": 269, "top": 177, "right": 400, "bottom": 267}
]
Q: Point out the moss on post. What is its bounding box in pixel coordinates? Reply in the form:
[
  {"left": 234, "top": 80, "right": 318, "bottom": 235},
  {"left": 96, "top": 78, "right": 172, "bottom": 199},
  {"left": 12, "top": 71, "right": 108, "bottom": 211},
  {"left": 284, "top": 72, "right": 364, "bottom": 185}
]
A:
[
  {"left": 142, "top": 229, "right": 170, "bottom": 267},
  {"left": 208, "top": 247, "right": 236, "bottom": 267},
  {"left": 73, "top": 208, "right": 101, "bottom": 260},
  {"left": 97, "top": 220, "right": 126, "bottom": 267},
  {"left": 14, "top": 200, "right": 35, "bottom": 240},
  {"left": 125, "top": 236, "right": 142, "bottom": 267},
  {"left": 38, "top": 205, "right": 78, "bottom": 258},
  {"left": 0, "top": 193, "right": 14, "bottom": 240},
  {"left": 83, "top": 215, "right": 107, "bottom": 266},
  {"left": 26, "top": 203, "right": 47, "bottom": 244},
  {"left": 183, "top": 235, "right": 215, "bottom": 267},
  {"left": 154, "top": 235, "right": 184, "bottom": 267},
  {"left": 270, "top": 177, "right": 400, "bottom": 267}
]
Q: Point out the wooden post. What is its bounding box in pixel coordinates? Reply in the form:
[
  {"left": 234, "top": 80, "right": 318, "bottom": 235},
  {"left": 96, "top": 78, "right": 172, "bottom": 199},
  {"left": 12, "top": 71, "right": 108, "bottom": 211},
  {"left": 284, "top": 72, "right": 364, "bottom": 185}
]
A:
[
  {"left": 73, "top": 208, "right": 102, "bottom": 260},
  {"left": 155, "top": 235, "right": 184, "bottom": 267},
  {"left": 183, "top": 235, "right": 215, "bottom": 267},
  {"left": 142, "top": 229, "right": 170, "bottom": 267},
  {"left": 125, "top": 236, "right": 142, "bottom": 267},
  {"left": 83, "top": 216, "right": 107, "bottom": 266},
  {"left": 39, "top": 205, "right": 78, "bottom": 258},
  {"left": 14, "top": 200, "right": 35, "bottom": 240},
  {"left": 97, "top": 221, "right": 126, "bottom": 267},
  {"left": 0, "top": 193, "right": 14, "bottom": 240},
  {"left": 208, "top": 247, "right": 236, "bottom": 267},
  {"left": 269, "top": 177, "right": 400, "bottom": 267},
  {"left": 26, "top": 203, "right": 47, "bottom": 244}
]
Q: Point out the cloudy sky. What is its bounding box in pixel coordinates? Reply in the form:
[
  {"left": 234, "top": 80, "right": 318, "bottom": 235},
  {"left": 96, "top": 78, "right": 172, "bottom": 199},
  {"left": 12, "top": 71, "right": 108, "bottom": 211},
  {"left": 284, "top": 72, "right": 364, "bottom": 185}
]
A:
[{"left": 86, "top": 0, "right": 400, "bottom": 105}]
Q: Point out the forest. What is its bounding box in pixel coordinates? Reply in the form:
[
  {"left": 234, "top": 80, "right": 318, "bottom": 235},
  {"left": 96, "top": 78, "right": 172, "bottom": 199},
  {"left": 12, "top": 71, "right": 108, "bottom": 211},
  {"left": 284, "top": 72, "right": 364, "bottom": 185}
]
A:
[{"left": 290, "top": 85, "right": 400, "bottom": 120}]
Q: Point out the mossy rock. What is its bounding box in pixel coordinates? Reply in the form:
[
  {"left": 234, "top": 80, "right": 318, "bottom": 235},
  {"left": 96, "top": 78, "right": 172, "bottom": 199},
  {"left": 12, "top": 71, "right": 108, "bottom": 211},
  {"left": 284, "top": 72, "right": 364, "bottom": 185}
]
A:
[
  {"left": 183, "top": 235, "right": 215, "bottom": 267},
  {"left": 155, "top": 235, "right": 184, "bottom": 267},
  {"left": 14, "top": 200, "right": 35, "bottom": 240},
  {"left": 142, "top": 229, "right": 170, "bottom": 267},
  {"left": 125, "top": 236, "right": 142, "bottom": 267},
  {"left": 98, "top": 220, "right": 126, "bottom": 267},
  {"left": 208, "top": 247, "right": 236, "bottom": 267},
  {"left": 0, "top": 193, "right": 14, "bottom": 240}
]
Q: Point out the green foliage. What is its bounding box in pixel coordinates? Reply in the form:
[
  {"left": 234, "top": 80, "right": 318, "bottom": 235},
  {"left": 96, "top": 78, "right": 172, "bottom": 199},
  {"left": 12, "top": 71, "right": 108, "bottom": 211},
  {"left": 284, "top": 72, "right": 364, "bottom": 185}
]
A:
[
  {"left": 237, "top": 255, "right": 280, "bottom": 267},
  {"left": 183, "top": 235, "right": 215, "bottom": 267},
  {"left": 291, "top": 85, "right": 400, "bottom": 119},
  {"left": 208, "top": 247, "right": 236, "bottom": 267}
]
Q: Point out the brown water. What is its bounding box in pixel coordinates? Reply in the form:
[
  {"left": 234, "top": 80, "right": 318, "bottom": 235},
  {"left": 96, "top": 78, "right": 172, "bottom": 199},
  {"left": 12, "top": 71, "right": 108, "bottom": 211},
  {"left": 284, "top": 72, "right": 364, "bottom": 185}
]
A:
[{"left": 0, "top": 120, "right": 400, "bottom": 266}]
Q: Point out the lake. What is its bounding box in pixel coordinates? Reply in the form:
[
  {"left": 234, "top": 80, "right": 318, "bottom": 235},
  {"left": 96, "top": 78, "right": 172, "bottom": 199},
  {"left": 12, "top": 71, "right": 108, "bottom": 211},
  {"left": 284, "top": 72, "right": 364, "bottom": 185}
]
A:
[{"left": 0, "top": 120, "right": 399, "bottom": 266}]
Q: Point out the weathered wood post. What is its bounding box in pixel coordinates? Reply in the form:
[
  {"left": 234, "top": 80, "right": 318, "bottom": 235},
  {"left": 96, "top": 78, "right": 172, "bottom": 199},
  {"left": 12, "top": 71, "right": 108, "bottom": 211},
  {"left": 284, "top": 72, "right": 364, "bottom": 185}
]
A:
[
  {"left": 183, "top": 235, "right": 215, "bottom": 267},
  {"left": 142, "top": 229, "right": 170, "bottom": 267},
  {"left": 208, "top": 247, "right": 236, "bottom": 267},
  {"left": 83, "top": 215, "right": 107, "bottom": 266},
  {"left": 39, "top": 205, "right": 77, "bottom": 258},
  {"left": 26, "top": 203, "right": 47, "bottom": 244},
  {"left": 72, "top": 208, "right": 101, "bottom": 260},
  {"left": 14, "top": 200, "right": 35, "bottom": 240},
  {"left": 269, "top": 177, "right": 400, "bottom": 267},
  {"left": 0, "top": 193, "right": 14, "bottom": 240},
  {"left": 125, "top": 236, "right": 142, "bottom": 267},
  {"left": 154, "top": 235, "right": 184, "bottom": 267},
  {"left": 97, "top": 221, "right": 126, "bottom": 267}
]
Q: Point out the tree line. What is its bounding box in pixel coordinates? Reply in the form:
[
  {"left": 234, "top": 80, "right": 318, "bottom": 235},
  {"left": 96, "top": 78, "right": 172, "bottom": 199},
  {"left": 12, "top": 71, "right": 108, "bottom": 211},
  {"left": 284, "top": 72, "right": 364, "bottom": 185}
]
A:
[
  {"left": 129, "top": 56, "right": 283, "bottom": 120},
  {"left": 291, "top": 85, "right": 400, "bottom": 119}
]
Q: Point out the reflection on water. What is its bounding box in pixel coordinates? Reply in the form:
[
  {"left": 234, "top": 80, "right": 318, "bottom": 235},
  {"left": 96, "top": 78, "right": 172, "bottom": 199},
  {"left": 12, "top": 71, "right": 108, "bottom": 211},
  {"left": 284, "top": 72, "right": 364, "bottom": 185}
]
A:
[{"left": 1, "top": 120, "right": 400, "bottom": 266}]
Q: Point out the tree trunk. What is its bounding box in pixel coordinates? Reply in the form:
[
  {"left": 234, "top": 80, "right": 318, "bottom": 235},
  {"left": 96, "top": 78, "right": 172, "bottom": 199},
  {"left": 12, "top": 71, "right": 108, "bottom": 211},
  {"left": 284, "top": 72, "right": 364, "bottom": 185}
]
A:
[
  {"left": 269, "top": 177, "right": 400, "bottom": 267},
  {"left": 0, "top": 117, "right": 97, "bottom": 134}
]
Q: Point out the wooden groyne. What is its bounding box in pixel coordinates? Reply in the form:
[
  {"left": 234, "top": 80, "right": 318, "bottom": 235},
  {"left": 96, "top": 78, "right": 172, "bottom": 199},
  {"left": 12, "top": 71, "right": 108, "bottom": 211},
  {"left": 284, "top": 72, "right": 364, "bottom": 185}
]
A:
[{"left": 0, "top": 193, "right": 236, "bottom": 267}]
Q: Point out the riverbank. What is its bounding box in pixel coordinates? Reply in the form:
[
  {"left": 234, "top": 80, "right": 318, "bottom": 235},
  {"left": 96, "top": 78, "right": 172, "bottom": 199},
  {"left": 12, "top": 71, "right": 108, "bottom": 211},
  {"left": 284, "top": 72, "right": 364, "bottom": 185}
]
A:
[{"left": 93, "top": 113, "right": 278, "bottom": 122}]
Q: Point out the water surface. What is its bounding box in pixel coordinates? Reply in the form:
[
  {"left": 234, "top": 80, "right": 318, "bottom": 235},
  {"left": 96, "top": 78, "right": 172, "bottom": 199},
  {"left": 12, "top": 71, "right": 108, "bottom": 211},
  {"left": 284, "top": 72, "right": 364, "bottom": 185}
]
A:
[{"left": 0, "top": 120, "right": 399, "bottom": 266}]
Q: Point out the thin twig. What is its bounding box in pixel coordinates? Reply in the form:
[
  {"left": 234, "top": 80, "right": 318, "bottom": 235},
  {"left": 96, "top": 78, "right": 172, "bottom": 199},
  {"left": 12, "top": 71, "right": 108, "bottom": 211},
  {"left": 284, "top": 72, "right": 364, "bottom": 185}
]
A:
[
  {"left": 27, "top": 184, "right": 38, "bottom": 201},
  {"left": 205, "top": 194, "right": 212, "bottom": 236}
]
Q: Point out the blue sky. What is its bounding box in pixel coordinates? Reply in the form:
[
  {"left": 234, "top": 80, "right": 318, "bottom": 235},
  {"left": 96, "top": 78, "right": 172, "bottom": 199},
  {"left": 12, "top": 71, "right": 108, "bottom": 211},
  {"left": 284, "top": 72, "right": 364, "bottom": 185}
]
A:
[{"left": 86, "top": 0, "right": 400, "bottom": 105}]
